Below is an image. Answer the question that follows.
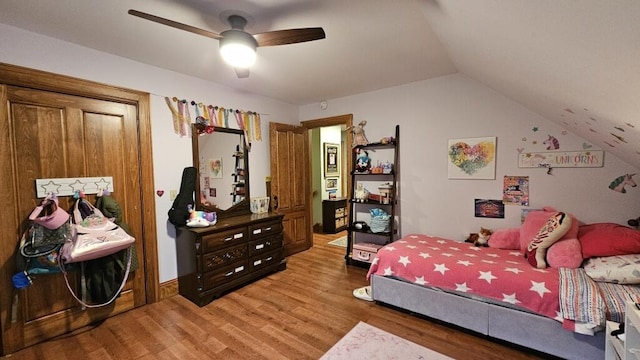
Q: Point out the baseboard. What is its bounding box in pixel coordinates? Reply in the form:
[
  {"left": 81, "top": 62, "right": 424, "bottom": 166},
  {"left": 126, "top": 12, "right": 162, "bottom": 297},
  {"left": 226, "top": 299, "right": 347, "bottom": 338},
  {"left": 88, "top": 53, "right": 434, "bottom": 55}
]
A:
[{"left": 159, "top": 278, "right": 179, "bottom": 300}]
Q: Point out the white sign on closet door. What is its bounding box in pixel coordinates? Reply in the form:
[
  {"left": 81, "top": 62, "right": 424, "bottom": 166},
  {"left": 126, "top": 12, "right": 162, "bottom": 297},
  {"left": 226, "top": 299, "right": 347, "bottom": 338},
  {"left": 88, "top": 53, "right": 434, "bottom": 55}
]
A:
[{"left": 35, "top": 176, "right": 114, "bottom": 198}]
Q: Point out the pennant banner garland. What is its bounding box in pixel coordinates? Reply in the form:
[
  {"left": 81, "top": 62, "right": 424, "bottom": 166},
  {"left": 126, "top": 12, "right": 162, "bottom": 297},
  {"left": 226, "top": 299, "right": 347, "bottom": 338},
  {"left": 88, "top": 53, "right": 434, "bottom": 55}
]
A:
[{"left": 163, "top": 97, "right": 263, "bottom": 143}]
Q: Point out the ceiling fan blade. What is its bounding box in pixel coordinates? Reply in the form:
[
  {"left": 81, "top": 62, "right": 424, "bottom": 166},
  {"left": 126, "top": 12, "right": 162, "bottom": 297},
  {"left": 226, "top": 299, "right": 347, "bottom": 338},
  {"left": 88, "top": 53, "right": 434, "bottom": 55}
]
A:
[
  {"left": 128, "top": 9, "right": 222, "bottom": 40},
  {"left": 253, "top": 28, "right": 325, "bottom": 47},
  {"left": 235, "top": 67, "right": 250, "bottom": 78}
]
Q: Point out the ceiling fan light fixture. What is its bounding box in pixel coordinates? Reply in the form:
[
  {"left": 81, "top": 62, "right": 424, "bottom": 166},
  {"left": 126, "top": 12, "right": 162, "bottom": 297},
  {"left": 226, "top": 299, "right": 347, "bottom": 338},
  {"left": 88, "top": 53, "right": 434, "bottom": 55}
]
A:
[{"left": 220, "top": 30, "right": 257, "bottom": 68}]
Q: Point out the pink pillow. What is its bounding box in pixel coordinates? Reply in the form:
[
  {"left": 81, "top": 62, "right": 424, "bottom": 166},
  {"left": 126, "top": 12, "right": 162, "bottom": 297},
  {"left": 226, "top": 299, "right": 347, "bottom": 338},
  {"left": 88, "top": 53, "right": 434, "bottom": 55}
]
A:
[
  {"left": 520, "top": 208, "right": 582, "bottom": 268},
  {"left": 578, "top": 223, "right": 640, "bottom": 258},
  {"left": 489, "top": 228, "right": 520, "bottom": 250},
  {"left": 520, "top": 209, "right": 579, "bottom": 253},
  {"left": 546, "top": 237, "right": 583, "bottom": 268}
]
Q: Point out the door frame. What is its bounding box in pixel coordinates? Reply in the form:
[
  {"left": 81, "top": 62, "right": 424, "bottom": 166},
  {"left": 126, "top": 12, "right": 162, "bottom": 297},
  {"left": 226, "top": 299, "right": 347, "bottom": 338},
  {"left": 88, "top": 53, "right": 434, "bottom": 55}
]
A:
[
  {"left": 301, "top": 114, "right": 353, "bottom": 233},
  {"left": 0, "top": 63, "right": 160, "bottom": 304}
]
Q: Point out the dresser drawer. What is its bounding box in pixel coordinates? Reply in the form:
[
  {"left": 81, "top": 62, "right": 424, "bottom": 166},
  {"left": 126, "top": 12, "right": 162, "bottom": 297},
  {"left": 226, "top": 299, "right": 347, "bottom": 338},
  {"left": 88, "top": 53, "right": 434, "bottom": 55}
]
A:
[
  {"left": 249, "top": 220, "right": 282, "bottom": 240},
  {"left": 201, "top": 260, "right": 249, "bottom": 290},
  {"left": 198, "top": 243, "right": 248, "bottom": 272},
  {"left": 249, "top": 249, "right": 283, "bottom": 272},
  {"left": 200, "top": 227, "right": 248, "bottom": 253},
  {"left": 248, "top": 234, "right": 283, "bottom": 256}
]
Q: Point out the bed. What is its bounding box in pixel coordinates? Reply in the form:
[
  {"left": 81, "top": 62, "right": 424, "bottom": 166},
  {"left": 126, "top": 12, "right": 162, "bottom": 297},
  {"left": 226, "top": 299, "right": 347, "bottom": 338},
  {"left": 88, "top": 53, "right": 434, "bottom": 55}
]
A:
[{"left": 367, "top": 230, "right": 640, "bottom": 360}]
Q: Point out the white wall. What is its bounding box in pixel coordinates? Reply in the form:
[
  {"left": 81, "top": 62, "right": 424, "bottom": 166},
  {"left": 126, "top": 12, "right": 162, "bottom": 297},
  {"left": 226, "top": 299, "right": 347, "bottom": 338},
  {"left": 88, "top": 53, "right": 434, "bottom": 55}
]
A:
[
  {"left": 300, "top": 74, "right": 640, "bottom": 241},
  {"left": 0, "top": 23, "right": 299, "bottom": 282}
]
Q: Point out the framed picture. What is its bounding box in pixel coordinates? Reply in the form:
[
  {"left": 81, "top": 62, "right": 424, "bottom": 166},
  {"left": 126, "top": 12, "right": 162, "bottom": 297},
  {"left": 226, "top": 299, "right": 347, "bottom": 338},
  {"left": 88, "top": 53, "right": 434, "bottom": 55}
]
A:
[
  {"left": 208, "top": 158, "right": 223, "bottom": 179},
  {"left": 326, "top": 177, "right": 338, "bottom": 190},
  {"left": 324, "top": 143, "right": 340, "bottom": 177},
  {"left": 447, "top": 136, "right": 497, "bottom": 179}
]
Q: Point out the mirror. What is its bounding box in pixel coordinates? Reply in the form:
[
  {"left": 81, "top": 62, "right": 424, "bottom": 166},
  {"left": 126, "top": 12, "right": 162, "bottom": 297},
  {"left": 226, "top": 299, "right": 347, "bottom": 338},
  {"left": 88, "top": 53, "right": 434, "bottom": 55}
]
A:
[{"left": 192, "top": 124, "right": 250, "bottom": 218}]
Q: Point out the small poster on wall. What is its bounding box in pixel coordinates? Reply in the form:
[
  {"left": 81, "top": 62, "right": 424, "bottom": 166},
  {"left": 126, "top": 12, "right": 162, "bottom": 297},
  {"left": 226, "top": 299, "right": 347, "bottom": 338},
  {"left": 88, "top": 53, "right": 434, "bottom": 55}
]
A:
[
  {"left": 503, "top": 176, "right": 529, "bottom": 206},
  {"left": 474, "top": 199, "right": 505, "bottom": 218}
]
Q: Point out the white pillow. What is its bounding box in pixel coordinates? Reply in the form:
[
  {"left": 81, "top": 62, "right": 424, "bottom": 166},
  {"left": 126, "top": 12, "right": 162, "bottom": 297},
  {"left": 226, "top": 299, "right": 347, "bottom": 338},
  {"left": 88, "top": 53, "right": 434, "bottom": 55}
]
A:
[{"left": 583, "top": 254, "right": 640, "bottom": 284}]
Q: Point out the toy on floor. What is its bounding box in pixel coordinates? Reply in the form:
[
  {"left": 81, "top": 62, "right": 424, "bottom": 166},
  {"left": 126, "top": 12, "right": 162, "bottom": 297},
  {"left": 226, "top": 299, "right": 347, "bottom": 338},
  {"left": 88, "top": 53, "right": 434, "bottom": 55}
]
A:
[{"left": 465, "top": 227, "right": 492, "bottom": 247}]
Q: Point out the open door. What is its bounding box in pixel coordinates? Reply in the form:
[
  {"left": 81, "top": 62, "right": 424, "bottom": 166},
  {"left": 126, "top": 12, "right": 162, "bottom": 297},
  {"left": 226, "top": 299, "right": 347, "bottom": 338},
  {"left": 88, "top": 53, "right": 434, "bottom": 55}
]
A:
[{"left": 269, "top": 122, "right": 311, "bottom": 256}]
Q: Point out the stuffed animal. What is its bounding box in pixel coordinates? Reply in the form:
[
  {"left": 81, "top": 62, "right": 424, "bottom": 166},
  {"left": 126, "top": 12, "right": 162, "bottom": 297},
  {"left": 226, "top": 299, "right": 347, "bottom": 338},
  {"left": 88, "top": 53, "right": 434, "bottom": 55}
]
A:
[
  {"left": 355, "top": 148, "right": 371, "bottom": 173},
  {"left": 354, "top": 184, "right": 369, "bottom": 202},
  {"left": 465, "top": 227, "right": 492, "bottom": 247},
  {"left": 347, "top": 120, "right": 369, "bottom": 147}
]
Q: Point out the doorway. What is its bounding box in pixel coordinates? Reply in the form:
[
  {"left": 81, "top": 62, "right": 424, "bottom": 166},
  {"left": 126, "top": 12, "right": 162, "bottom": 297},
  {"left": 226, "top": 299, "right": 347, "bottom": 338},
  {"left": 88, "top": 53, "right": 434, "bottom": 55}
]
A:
[{"left": 301, "top": 114, "right": 353, "bottom": 237}]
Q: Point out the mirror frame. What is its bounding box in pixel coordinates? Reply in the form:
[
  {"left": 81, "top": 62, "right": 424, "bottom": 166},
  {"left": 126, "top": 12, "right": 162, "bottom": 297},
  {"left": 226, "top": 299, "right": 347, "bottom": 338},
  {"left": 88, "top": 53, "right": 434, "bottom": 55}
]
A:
[{"left": 192, "top": 124, "right": 251, "bottom": 219}]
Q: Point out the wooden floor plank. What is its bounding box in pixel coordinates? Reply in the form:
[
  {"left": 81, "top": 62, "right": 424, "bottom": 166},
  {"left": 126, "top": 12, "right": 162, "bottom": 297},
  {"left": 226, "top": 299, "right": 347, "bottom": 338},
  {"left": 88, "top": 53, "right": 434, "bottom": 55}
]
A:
[{"left": 2, "top": 231, "right": 550, "bottom": 360}]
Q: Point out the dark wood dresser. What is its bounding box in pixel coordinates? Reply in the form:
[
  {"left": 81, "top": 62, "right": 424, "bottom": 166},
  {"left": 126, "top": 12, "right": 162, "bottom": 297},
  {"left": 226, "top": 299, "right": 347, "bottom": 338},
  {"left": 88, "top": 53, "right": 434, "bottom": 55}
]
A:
[{"left": 176, "top": 212, "right": 286, "bottom": 306}]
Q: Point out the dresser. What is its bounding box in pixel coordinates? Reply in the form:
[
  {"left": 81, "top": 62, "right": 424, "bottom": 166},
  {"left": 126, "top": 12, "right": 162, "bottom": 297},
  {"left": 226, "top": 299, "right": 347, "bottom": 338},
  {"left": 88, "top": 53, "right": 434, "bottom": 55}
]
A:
[{"left": 176, "top": 212, "right": 286, "bottom": 306}]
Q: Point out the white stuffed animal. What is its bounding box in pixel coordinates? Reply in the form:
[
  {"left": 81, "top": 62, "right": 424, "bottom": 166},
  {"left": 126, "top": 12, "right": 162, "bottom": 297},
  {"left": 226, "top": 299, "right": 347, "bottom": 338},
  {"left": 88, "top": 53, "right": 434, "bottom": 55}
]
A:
[{"left": 354, "top": 184, "right": 369, "bottom": 202}]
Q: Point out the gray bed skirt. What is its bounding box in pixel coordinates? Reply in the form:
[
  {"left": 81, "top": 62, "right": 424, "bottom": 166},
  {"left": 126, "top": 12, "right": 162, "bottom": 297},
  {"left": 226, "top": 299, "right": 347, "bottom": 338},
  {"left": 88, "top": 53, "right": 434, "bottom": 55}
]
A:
[{"left": 370, "top": 274, "right": 605, "bottom": 360}]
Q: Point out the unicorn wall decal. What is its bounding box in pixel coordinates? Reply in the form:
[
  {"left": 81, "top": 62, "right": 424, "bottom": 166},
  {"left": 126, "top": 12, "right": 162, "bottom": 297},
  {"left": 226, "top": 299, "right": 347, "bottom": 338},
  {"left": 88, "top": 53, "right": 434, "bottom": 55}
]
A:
[
  {"left": 543, "top": 135, "right": 560, "bottom": 150},
  {"left": 609, "top": 173, "right": 637, "bottom": 193}
]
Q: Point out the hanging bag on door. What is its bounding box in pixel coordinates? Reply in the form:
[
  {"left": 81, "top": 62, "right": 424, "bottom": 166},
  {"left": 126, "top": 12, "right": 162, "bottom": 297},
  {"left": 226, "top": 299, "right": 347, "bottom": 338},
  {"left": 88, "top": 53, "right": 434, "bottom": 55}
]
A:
[
  {"left": 60, "top": 196, "right": 134, "bottom": 263},
  {"left": 59, "top": 194, "right": 134, "bottom": 307}
]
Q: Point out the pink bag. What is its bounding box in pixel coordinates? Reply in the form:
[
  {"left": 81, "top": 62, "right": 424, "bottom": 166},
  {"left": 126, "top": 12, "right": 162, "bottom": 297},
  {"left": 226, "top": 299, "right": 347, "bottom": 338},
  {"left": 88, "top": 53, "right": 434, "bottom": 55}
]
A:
[
  {"left": 61, "top": 197, "right": 135, "bottom": 263},
  {"left": 60, "top": 220, "right": 134, "bottom": 263},
  {"left": 59, "top": 197, "right": 134, "bottom": 308}
]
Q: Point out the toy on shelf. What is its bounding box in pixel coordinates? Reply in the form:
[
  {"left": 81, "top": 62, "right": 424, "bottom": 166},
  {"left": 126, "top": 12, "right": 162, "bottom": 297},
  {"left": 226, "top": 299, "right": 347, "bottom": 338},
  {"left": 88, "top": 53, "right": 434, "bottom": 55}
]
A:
[
  {"left": 347, "top": 120, "right": 369, "bottom": 147},
  {"left": 378, "top": 183, "right": 393, "bottom": 204},
  {"left": 355, "top": 148, "right": 371, "bottom": 173},
  {"left": 354, "top": 184, "right": 369, "bottom": 202}
]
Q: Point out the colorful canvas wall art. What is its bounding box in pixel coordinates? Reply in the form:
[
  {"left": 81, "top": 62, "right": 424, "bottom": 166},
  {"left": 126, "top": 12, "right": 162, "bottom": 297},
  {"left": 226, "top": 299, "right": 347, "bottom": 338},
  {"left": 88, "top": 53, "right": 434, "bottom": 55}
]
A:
[{"left": 447, "top": 137, "right": 497, "bottom": 179}]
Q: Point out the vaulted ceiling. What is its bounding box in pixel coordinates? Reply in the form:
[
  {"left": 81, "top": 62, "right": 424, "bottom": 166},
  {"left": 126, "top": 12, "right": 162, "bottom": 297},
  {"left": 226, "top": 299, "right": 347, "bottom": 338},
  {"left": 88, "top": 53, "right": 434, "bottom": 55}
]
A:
[{"left": 1, "top": 0, "right": 639, "bottom": 169}]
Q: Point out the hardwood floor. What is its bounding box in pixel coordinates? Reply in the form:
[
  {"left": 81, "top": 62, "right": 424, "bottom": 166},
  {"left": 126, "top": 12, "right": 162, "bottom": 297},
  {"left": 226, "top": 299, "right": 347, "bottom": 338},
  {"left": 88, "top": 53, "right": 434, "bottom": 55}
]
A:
[{"left": 2, "top": 232, "right": 551, "bottom": 360}]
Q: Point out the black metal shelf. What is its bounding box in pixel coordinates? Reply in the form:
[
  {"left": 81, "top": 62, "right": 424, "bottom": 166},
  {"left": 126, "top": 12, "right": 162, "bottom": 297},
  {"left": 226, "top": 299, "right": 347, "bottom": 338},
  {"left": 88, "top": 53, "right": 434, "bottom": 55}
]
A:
[{"left": 345, "top": 125, "right": 400, "bottom": 268}]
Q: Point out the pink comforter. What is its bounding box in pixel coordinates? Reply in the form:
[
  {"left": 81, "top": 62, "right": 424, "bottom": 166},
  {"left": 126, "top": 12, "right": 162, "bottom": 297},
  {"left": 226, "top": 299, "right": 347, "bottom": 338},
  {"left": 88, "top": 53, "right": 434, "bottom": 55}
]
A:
[{"left": 367, "top": 234, "right": 561, "bottom": 321}]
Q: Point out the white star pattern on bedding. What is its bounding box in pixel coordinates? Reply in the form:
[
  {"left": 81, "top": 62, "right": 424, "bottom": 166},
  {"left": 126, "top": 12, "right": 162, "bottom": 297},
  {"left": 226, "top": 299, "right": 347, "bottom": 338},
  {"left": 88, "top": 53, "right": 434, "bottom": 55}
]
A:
[{"left": 368, "top": 234, "right": 561, "bottom": 322}]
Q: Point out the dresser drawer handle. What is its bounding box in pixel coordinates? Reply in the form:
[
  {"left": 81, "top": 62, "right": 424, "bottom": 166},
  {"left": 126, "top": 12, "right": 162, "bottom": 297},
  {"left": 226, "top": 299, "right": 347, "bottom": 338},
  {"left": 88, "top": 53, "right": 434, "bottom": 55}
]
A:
[
  {"left": 264, "top": 226, "right": 272, "bottom": 231},
  {"left": 255, "top": 243, "right": 265, "bottom": 250},
  {"left": 253, "top": 229, "right": 262, "bottom": 235},
  {"left": 224, "top": 236, "right": 233, "bottom": 242},
  {"left": 224, "top": 271, "right": 234, "bottom": 277}
]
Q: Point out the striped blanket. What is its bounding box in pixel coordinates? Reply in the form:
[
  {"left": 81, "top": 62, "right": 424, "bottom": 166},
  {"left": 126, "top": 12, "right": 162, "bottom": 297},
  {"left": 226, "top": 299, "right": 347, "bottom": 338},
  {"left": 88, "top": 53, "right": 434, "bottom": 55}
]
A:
[{"left": 559, "top": 268, "right": 640, "bottom": 334}]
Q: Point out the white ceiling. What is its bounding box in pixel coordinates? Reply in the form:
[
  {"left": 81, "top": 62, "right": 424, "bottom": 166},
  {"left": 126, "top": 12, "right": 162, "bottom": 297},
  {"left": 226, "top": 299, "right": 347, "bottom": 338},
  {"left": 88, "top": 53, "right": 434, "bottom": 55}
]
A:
[{"left": 1, "top": 0, "right": 639, "bottom": 169}]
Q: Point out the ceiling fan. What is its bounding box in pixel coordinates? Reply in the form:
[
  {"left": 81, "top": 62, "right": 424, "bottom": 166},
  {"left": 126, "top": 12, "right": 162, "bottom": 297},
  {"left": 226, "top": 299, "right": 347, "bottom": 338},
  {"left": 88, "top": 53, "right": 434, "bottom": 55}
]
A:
[{"left": 128, "top": 9, "right": 325, "bottom": 78}]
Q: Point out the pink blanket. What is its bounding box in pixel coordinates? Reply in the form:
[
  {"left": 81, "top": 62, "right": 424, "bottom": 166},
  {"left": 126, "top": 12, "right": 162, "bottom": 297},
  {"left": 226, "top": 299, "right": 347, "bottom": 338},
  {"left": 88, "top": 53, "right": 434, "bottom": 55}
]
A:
[{"left": 367, "top": 234, "right": 561, "bottom": 321}]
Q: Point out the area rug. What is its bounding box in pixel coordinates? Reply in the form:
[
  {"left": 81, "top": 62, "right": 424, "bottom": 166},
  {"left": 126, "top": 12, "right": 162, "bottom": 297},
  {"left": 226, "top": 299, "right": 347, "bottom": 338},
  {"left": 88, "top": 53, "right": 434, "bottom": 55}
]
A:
[
  {"left": 320, "top": 322, "right": 454, "bottom": 360},
  {"left": 327, "top": 236, "right": 347, "bottom": 247}
]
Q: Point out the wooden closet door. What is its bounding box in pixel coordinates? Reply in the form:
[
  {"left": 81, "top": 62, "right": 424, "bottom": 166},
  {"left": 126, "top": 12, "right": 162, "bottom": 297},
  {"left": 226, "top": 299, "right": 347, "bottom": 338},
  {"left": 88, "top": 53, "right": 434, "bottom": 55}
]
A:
[
  {"left": 269, "top": 122, "right": 311, "bottom": 256},
  {"left": 0, "top": 85, "right": 147, "bottom": 353}
]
